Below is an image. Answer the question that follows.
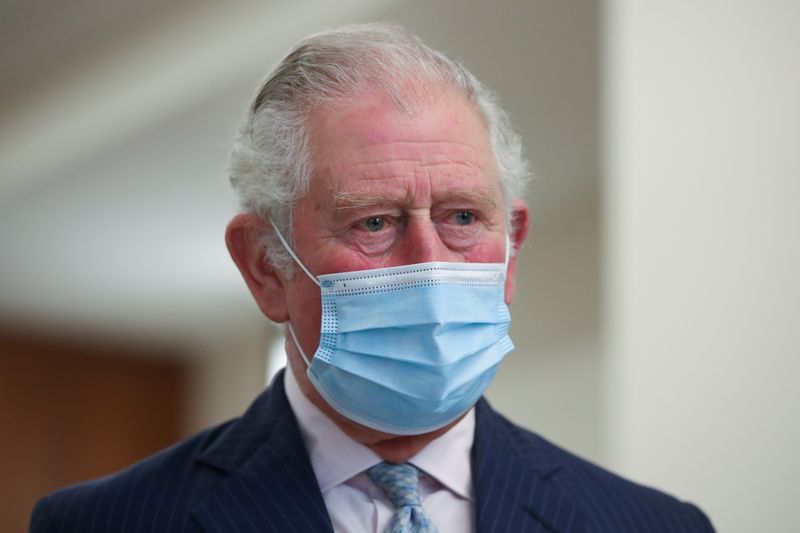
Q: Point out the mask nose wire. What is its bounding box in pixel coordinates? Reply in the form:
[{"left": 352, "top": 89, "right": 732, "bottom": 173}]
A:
[{"left": 267, "top": 217, "right": 321, "bottom": 287}]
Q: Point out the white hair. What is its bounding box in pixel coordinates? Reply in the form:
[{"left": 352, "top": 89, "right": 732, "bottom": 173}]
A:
[{"left": 229, "top": 23, "right": 530, "bottom": 273}]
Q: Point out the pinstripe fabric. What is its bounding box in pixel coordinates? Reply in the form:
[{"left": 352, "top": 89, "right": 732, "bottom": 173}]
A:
[
  {"left": 30, "top": 370, "right": 714, "bottom": 532},
  {"left": 30, "top": 370, "right": 334, "bottom": 533},
  {"left": 472, "top": 400, "right": 714, "bottom": 532}
]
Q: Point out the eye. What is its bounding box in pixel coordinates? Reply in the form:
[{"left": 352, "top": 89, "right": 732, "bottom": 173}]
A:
[
  {"left": 453, "top": 211, "right": 476, "bottom": 225},
  {"left": 362, "top": 216, "right": 386, "bottom": 232}
]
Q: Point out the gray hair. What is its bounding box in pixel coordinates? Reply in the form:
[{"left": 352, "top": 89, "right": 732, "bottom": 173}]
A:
[{"left": 229, "top": 23, "right": 530, "bottom": 273}]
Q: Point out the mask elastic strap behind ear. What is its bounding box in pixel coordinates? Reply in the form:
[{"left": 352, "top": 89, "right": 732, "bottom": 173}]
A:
[
  {"left": 267, "top": 217, "right": 321, "bottom": 287},
  {"left": 286, "top": 322, "right": 311, "bottom": 367}
]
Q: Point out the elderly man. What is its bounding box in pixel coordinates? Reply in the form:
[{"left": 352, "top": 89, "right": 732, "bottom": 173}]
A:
[{"left": 31, "top": 24, "right": 713, "bottom": 533}]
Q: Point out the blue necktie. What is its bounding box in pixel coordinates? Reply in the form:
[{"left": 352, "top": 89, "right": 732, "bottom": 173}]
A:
[{"left": 367, "top": 462, "right": 439, "bottom": 533}]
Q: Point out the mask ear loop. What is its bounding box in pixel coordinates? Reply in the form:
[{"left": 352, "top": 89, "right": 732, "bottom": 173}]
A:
[
  {"left": 267, "top": 217, "right": 318, "bottom": 369},
  {"left": 286, "top": 322, "right": 312, "bottom": 368},
  {"left": 504, "top": 234, "right": 512, "bottom": 270},
  {"left": 267, "top": 217, "right": 320, "bottom": 287}
]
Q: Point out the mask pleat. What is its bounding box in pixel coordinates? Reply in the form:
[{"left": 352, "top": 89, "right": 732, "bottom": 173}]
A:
[{"left": 303, "top": 260, "right": 514, "bottom": 435}]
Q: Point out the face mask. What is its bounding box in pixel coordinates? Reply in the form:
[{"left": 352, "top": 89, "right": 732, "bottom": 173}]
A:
[{"left": 270, "top": 219, "right": 515, "bottom": 435}]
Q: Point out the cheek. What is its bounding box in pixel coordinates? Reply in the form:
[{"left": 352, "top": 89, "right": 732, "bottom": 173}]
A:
[{"left": 461, "top": 238, "right": 507, "bottom": 264}]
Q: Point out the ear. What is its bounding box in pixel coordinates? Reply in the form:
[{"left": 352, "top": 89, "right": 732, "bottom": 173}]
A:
[
  {"left": 225, "top": 213, "right": 289, "bottom": 323},
  {"left": 504, "top": 199, "right": 530, "bottom": 305}
]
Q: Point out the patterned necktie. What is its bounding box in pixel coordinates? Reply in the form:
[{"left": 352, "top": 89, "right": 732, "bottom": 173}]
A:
[{"left": 367, "top": 462, "right": 439, "bottom": 533}]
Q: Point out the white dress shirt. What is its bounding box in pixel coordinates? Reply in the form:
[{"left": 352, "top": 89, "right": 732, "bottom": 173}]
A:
[{"left": 284, "top": 367, "right": 476, "bottom": 533}]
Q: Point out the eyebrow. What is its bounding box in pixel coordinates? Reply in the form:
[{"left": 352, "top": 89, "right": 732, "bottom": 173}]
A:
[
  {"left": 331, "top": 188, "right": 499, "bottom": 211},
  {"left": 332, "top": 190, "right": 389, "bottom": 210}
]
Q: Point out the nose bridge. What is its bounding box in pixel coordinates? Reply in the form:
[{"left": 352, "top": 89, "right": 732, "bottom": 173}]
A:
[{"left": 403, "top": 213, "right": 441, "bottom": 263}]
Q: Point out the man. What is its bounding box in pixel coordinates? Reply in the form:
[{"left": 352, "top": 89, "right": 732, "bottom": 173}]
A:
[{"left": 31, "top": 24, "right": 713, "bottom": 532}]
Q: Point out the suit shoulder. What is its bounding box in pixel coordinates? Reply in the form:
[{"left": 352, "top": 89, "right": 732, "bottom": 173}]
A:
[
  {"left": 30, "top": 419, "right": 235, "bottom": 533},
  {"left": 497, "top": 414, "right": 715, "bottom": 532}
]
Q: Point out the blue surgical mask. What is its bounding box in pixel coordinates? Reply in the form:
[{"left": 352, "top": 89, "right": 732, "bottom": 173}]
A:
[{"left": 270, "top": 220, "right": 515, "bottom": 435}]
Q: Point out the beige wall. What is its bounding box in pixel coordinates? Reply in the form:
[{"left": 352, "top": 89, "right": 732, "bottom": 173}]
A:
[{"left": 604, "top": 1, "right": 800, "bottom": 531}]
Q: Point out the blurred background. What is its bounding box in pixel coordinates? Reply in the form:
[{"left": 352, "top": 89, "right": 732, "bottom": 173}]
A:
[{"left": 0, "top": 0, "right": 797, "bottom": 531}]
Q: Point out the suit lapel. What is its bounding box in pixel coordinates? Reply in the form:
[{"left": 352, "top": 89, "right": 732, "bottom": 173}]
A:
[
  {"left": 189, "top": 373, "right": 586, "bottom": 532},
  {"left": 473, "top": 399, "right": 588, "bottom": 533},
  {"left": 191, "top": 371, "right": 334, "bottom": 533}
]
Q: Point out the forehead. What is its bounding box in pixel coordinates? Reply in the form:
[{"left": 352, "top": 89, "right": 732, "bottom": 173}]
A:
[{"left": 305, "top": 89, "right": 500, "bottom": 203}]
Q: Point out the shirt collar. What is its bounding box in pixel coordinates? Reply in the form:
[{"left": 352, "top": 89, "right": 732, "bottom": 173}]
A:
[
  {"left": 283, "top": 367, "right": 475, "bottom": 500},
  {"left": 409, "top": 406, "right": 475, "bottom": 501},
  {"left": 285, "top": 366, "right": 382, "bottom": 492}
]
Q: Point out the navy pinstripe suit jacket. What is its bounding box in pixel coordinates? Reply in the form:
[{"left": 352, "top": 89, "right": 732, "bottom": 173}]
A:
[{"left": 30, "top": 370, "right": 714, "bottom": 532}]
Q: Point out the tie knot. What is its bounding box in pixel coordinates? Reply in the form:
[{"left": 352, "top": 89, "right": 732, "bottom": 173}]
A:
[{"left": 367, "top": 462, "right": 423, "bottom": 509}]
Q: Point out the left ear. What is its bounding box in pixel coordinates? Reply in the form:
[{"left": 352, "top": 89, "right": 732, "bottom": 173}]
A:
[{"left": 504, "top": 199, "right": 530, "bottom": 305}]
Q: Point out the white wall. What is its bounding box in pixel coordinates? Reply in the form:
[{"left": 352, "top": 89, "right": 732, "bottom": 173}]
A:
[{"left": 604, "top": 2, "right": 800, "bottom": 531}]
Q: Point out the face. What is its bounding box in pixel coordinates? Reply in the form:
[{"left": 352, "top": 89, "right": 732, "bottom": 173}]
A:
[
  {"left": 230, "top": 88, "right": 528, "bottom": 456},
  {"left": 284, "top": 90, "right": 513, "bottom": 363}
]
